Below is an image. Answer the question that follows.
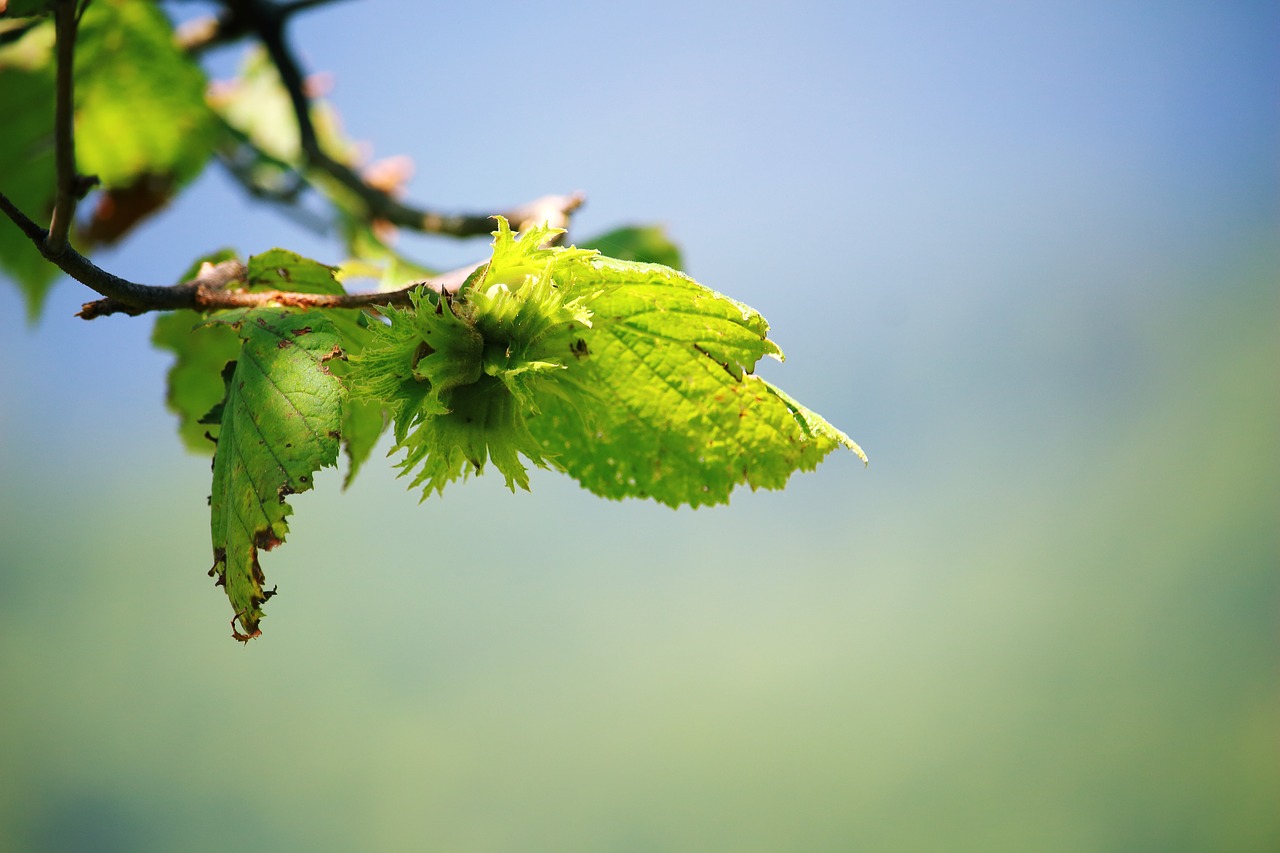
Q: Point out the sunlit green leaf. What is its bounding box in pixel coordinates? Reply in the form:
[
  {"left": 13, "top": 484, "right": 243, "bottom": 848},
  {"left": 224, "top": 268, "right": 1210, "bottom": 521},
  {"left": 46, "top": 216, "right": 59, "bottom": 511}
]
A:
[
  {"left": 74, "top": 0, "right": 216, "bottom": 188},
  {"left": 533, "top": 252, "right": 865, "bottom": 507}
]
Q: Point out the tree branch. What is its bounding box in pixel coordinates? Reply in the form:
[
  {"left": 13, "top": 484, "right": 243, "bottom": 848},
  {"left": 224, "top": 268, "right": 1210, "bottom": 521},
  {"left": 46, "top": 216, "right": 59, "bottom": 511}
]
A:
[
  {"left": 218, "top": 0, "right": 584, "bottom": 237},
  {"left": 45, "top": 0, "right": 95, "bottom": 255},
  {"left": 2, "top": 0, "right": 561, "bottom": 320},
  {"left": 2, "top": 191, "right": 480, "bottom": 320}
]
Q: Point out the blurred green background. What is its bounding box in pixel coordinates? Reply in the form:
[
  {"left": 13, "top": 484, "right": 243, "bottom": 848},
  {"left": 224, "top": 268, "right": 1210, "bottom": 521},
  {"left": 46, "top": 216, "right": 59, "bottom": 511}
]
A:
[{"left": 1, "top": 1, "right": 1277, "bottom": 850}]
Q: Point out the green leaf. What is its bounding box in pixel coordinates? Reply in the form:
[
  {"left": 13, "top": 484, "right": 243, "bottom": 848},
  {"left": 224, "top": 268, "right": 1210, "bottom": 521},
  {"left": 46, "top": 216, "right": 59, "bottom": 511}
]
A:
[
  {"left": 243, "top": 249, "right": 389, "bottom": 487},
  {"left": 246, "top": 248, "right": 347, "bottom": 295},
  {"left": 150, "top": 251, "right": 244, "bottom": 453},
  {"left": 578, "top": 225, "right": 684, "bottom": 270},
  {"left": 153, "top": 310, "right": 242, "bottom": 453},
  {"left": 74, "top": 0, "right": 216, "bottom": 188},
  {"left": 337, "top": 397, "right": 385, "bottom": 489},
  {"left": 531, "top": 367, "right": 865, "bottom": 508},
  {"left": 155, "top": 251, "right": 371, "bottom": 638},
  {"left": 207, "top": 308, "right": 344, "bottom": 640},
  {"left": 0, "top": 19, "right": 58, "bottom": 318},
  {"left": 530, "top": 249, "right": 865, "bottom": 507},
  {"left": 349, "top": 218, "right": 863, "bottom": 508},
  {"left": 154, "top": 250, "right": 383, "bottom": 637}
]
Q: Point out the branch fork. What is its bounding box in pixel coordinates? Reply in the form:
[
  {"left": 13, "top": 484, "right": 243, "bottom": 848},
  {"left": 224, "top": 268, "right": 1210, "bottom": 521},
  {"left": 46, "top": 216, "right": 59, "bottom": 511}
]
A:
[{"left": 1, "top": 0, "right": 584, "bottom": 319}]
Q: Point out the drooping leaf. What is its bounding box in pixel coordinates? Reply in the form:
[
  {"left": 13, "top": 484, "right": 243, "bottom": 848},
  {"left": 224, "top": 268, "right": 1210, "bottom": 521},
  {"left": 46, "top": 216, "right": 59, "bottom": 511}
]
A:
[
  {"left": 207, "top": 307, "right": 344, "bottom": 640},
  {"left": 348, "top": 218, "right": 863, "bottom": 508},
  {"left": 153, "top": 251, "right": 373, "bottom": 638},
  {"left": 578, "top": 224, "right": 684, "bottom": 270}
]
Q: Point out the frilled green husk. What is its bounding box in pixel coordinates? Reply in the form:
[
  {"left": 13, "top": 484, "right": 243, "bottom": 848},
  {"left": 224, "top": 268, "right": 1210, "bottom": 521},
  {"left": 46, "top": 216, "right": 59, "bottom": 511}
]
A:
[{"left": 347, "top": 223, "right": 595, "bottom": 496}]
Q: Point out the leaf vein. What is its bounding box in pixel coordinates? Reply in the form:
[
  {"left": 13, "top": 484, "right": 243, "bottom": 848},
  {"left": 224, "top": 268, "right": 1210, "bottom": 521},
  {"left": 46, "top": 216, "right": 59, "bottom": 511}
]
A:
[{"left": 604, "top": 327, "right": 752, "bottom": 447}]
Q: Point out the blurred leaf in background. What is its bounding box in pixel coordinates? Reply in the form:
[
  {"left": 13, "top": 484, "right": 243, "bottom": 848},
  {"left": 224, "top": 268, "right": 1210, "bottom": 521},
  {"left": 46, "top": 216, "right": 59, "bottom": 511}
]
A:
[{"left": 0, "top": 0, "right": 216, "bottom": 317}]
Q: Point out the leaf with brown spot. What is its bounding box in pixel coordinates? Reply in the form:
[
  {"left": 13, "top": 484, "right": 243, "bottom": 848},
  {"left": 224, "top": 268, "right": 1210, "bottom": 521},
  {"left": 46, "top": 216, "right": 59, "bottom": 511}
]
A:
[{"left": 206, "top": 308, "right": 343, "bottom": 639}]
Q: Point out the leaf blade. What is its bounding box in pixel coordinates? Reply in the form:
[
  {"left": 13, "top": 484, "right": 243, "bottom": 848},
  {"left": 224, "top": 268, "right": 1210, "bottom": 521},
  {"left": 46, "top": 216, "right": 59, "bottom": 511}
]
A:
[{"left": 208, "top": 308, "right": 343, "bottom": 640}]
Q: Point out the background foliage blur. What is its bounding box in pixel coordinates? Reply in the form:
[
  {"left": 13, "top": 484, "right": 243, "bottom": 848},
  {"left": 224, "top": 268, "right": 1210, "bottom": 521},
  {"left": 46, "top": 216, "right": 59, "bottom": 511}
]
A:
[{"left": 1, "top": 1, "right": 1276, "bottom": 850}]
